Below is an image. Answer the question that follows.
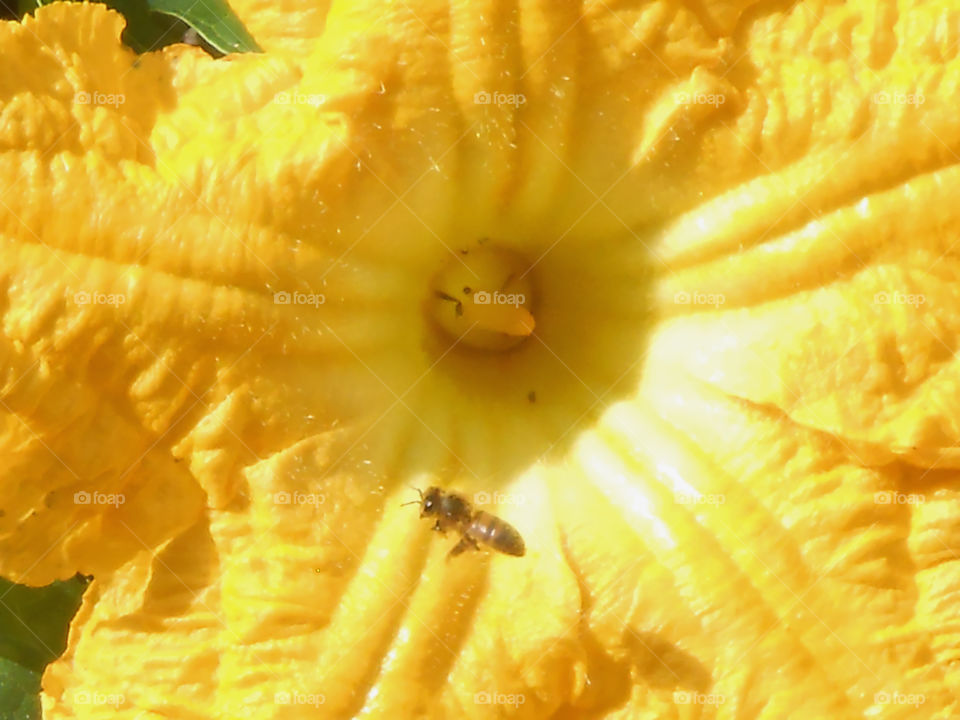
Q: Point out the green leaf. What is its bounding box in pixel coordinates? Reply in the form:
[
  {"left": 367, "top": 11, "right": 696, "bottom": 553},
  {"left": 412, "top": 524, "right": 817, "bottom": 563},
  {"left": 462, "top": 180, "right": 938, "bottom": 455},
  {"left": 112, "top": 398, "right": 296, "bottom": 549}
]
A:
[
  {"left": 147, "top": 0, "right": 261, "bottom": 53},
  {"left": 16, "top": 0, "right": 260, "bottom": 55},
  {"left": 103, "top": 0, "right": 188, "bottom": 54},
  {"left": 15, "top": 0, "right": 42, "bottom": 17},
  {"left": 0, "top": 575, "right": 88, "bottom": 720},
  {"left": 0, "top": 659, "right": 40, "bottom": 720}
]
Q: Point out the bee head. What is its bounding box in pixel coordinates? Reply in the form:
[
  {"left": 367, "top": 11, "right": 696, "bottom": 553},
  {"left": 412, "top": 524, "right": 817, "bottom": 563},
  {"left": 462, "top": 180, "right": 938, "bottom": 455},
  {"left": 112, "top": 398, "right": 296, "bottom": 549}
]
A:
[
  {"left": 420, "top": 486, "right": 443, "bottom": 517},
  {"left": 402, "top": 486, "right": 443, "bottom": 517}
]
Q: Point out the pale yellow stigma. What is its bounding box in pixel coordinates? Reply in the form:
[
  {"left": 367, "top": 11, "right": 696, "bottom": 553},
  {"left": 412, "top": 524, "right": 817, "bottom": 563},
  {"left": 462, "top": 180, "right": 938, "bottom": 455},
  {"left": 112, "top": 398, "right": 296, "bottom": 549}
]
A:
[
  {"left": 429, "top": 243, "right": 536, "bottom": 351},
  {"left": 461, "top": 298, "right": 535, "bottom": 336}
]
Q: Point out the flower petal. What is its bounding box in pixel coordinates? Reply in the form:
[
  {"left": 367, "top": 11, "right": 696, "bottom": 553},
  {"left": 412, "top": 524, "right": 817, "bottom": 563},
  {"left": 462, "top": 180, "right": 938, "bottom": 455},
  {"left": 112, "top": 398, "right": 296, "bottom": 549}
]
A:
[{"left": 2, "top": 1, "right": 959, "bottom": 719}]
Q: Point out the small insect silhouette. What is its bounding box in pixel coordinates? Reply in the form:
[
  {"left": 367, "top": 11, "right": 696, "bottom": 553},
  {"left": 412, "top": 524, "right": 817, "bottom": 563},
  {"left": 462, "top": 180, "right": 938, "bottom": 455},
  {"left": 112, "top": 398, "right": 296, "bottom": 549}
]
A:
[{"left": 404, "top": 486, "right": 525, "bottom": 558}]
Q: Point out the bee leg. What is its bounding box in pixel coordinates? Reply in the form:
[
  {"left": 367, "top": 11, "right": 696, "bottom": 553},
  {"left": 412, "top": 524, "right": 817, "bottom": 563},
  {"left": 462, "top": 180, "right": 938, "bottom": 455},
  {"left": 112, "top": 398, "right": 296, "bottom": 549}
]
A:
[
  {"left": 446, "top": 535, "right": 479, "bottom": 560},
  {"left": 432, "top": 520, "right": 445, "bottom": 534}
]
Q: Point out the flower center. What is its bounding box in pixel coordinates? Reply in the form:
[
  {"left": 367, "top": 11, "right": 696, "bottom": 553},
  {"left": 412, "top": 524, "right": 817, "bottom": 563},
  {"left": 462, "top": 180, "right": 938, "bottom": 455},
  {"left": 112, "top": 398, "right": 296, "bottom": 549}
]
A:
[
  {"left": 429, "top": 243, "right": 536, "bottom": 351},
  {"left": 313, "top": 227, "right": 653, "bottom": 488}
]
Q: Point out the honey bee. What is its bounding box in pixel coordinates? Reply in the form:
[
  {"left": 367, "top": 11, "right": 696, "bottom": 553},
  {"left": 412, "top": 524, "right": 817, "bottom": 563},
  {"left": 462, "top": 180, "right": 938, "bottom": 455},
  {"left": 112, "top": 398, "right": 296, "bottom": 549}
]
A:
[{"left": 404, "top": 486, "right": 526, "bottom": 558}]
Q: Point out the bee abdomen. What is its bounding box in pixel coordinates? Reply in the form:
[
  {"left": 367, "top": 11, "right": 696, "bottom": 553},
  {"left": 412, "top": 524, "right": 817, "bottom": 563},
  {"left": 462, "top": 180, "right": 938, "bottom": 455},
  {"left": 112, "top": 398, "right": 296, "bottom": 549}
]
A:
[{"left": 469, "top": 511, "right": 526, "bottom": 556}]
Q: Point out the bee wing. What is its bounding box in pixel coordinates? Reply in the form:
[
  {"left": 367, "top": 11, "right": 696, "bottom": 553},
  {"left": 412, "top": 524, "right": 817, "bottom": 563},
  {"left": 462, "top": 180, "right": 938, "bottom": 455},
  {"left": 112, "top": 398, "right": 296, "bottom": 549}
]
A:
[{"left": 446, "top": 535, "right": 478, "bottom": 560}]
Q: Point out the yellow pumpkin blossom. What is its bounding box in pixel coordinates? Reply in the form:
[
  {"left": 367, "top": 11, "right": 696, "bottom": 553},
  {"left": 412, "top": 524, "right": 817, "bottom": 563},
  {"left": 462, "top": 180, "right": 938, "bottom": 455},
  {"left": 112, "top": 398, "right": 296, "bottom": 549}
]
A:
[{"left": 1, "top": 0, "right": 960, "bottom": 718}]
